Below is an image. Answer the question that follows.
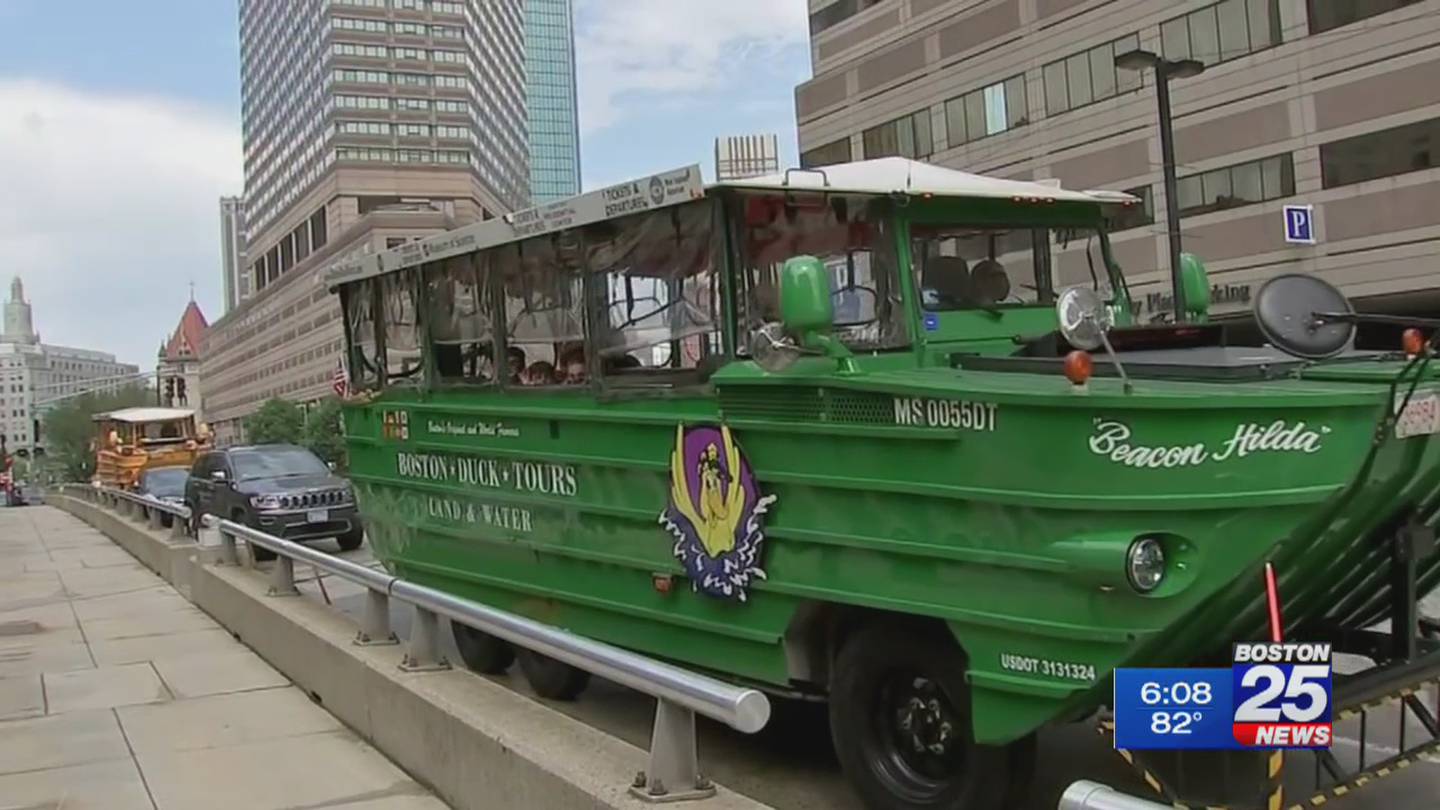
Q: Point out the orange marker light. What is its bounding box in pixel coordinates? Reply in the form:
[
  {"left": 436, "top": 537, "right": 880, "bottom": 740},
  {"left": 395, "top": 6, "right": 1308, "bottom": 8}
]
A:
[
  {"left": 1063, "top": 351, "right": 1094, "bottom": 386},
  {"left": 652, "top": 574, "right": 674, "bottom": 595},
  {"left": 1403, "top": 328, "right": 1427, "bottom": 357}
]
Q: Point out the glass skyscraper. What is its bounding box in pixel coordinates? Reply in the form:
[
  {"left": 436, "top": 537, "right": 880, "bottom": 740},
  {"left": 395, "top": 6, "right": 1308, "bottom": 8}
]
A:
[{"left": 524, "top": 0, "right": 581, "bottom": 202}]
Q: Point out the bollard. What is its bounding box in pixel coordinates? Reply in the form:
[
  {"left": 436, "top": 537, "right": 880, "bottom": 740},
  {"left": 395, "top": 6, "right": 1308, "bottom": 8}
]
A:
[
  {"left": 354, "top": 589, "right": 399, "bottom": 646},
  {"left": 268, "top": 554, "right": 300, "bottom": 597},
  {"left": 630, "top": 698, "right": 714, "bottom": 803},
  {"left": 400, "top": 606, "right": 450, "bottom": 671},
  {"left": 170, "top": 514, "right": 189, "bottom": 541},
  {"left": 148, "top": 506, "right": 164, "bottom": 530},
  {"left": 217, "top": 529, "right": 239, "bottom": 566}
]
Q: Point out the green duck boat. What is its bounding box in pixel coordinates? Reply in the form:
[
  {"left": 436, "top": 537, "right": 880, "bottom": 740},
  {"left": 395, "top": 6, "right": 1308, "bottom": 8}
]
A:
[{"left": 324, "top": 158, "right": 1440, "bottom": 810}]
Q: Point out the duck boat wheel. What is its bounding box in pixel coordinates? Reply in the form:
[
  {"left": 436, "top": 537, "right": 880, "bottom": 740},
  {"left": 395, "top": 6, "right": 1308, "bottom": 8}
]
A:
[{"left": 323, "top": 158, "right": 1440, "bottom": 810}]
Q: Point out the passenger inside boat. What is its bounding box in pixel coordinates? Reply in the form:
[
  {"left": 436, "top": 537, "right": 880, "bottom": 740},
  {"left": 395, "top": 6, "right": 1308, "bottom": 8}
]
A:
[
  {"left": 558, "top": 346, "right": 586, "bottom": 385},
  {"left": 506, "top": 347, "right": 526, "bottom": 383},
  {"left": 522, "top": 361, "right": 556, "bottom": 385}
]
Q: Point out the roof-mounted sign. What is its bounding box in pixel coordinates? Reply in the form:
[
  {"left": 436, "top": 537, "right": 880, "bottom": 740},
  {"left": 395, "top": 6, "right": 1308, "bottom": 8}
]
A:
[{"left": 323, "top": 164, "right": 704, "bottom": 288}]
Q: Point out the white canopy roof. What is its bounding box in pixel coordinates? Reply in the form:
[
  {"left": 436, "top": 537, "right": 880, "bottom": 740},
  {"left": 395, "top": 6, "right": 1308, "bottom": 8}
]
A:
[
  {"left": 93, "top": 407, "right": 195, "bottom": 423},
  {"left": 324, "top": 158, "right": 1138, "bottom": 286},
  {"left": 714, "top": 157, "right": 1137, "bottom": 205}
]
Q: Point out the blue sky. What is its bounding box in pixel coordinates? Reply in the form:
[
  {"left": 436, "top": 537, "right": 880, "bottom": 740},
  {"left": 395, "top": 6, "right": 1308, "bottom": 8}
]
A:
[{"left": 0, "top": 0, "right": 811, "bottom": 368}]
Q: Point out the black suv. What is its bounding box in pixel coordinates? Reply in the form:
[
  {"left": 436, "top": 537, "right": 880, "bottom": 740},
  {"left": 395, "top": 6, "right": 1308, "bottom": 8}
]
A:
[{"left": 185, "top": 444, "right": 363, "bottom": 557}]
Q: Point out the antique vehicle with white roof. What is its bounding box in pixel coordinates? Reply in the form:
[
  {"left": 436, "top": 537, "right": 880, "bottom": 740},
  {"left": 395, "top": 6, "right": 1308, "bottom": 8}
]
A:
[
  {"left": 322, "top": 158, "right": 1440, "bottom": 810},
  {"left": 92, "top": 406, "right": 209, "bottom": 491}
]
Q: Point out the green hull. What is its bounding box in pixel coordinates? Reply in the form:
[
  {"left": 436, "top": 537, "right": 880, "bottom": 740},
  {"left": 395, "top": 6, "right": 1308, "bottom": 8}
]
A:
[{"left": 346, "top": 358, "right": 1440, "bottom": 744}]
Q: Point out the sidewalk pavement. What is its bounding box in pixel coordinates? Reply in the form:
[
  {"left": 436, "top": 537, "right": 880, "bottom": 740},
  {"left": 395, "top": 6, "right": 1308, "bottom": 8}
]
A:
[{"left": 0, "top": 504, "right": 451, "bottom": 810}]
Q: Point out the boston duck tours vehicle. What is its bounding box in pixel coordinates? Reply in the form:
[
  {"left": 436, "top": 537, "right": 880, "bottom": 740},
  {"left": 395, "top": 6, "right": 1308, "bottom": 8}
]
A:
[
  {"left": 92, "top": 407, "right": 210, "bottom": 491},
  {"left": 324, "top": 158, "right": 1440, "bottom": 810}
]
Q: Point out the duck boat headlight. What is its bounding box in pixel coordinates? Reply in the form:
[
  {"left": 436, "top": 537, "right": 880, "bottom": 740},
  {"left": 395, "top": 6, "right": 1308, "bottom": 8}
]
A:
[{"left": 1126, "top": 536, "right": 1166, "bottom": 593}]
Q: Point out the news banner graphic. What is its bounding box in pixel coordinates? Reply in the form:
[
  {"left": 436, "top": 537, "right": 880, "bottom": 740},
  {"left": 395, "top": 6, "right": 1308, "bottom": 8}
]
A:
[{"left": 1114, "top": 642, "right": 1333, "bottom": 750}]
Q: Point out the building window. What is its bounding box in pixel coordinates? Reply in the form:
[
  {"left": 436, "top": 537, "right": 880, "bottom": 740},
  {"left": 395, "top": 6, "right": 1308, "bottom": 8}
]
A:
[
  {"left": 1176, "top": 154, "right": 1294, "bottom": 217},
  {"left": 861, "top": 110, "right": 933, "bottom": 160},
  {"left": 336, "top": 95, "right": 391, "bottom": 110},
  {"left": 1107, "top": 186, "right": 1155, "bottom": 231},
  {"left": 944, "top": 75, "right": 1028, "bottom": 148},
  {"left": 1044, "top": 34, "right": 1141, "bottom": 116},
  {"left": 310, "top": 208, "right": 328, "bottom": 250},
  {"left": 809, "top": 0, "right": 887, "bottom": 35},
  {"left": 332, "top": 69, "right": 388, "bottom": 84},
  {"left": 1161, "top": 0, "right": 1282, "bottom": 67},
  {"left": 1320, "top": 116, "right": 1439, "bottom": 189},
  {"left": 801, "top": 138, "right": 853, "bottom": 168},
  {"left": 332, "top": 17, "right": 388, "bottom": 34},
  {"left": 338, "top": 120, "right": 391, "bottom": 135},
  {"left": 1308, "top": 0, "right": 1423, "bottom": 34}
]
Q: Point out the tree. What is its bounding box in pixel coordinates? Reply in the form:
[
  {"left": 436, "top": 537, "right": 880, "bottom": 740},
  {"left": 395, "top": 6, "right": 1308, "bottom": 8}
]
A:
[
  {"left": 302, "top": 397, "right": 348, "bottom": 471},
  {"left": 42, "top": 385, "right": 154, "bottom": 482},
  {"left": 243, "top": 398, "right": 304, "bottom": 445}
]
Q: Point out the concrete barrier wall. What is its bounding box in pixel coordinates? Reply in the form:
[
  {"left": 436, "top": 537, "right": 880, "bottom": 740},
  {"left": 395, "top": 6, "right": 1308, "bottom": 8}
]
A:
[
  {"left": 47, "top": 494, "right": 770, "bottom": 810},
  {"left": 53, "top": 493, "right": 200, "bottom": 595}
]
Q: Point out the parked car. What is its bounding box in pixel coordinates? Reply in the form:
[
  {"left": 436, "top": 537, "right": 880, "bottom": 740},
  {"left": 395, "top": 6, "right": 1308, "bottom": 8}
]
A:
[
  {"left": 184, "top": 444, "right": 363, "bottom": 559},
  {"left": 135, "top": 466, "right": 190, "bottom": 527}
]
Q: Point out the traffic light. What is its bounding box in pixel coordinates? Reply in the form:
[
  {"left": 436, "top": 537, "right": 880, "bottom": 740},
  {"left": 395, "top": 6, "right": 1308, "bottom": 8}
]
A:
[
  {"left": 164, "top": 378, "right": 176, "bottom": 406},
  {"left": 176, "top": 377, "right": 187, "bottom": 405}
]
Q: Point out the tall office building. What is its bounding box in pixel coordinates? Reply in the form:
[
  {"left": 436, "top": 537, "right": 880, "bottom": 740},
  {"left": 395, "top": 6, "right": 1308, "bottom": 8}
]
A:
[
  {"left": 796, "top": 0, "right": 1440, "bottom": 322},
  {"left": 219, "top": 196, "right": 247, "bottom": 313},
  {"left": 1, "top": 278, "right": 142, "bottom": 456},
  {"left": 204, "top": 0, "right": 528, "bottom": 445},
  {"left": 525, "top": 0, "right": 581, "bottom": 201}
]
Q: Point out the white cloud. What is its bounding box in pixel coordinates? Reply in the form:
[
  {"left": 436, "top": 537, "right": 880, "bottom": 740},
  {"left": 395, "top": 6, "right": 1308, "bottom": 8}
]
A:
[
  {"left": 0, "top": 80, "right": 241, "bottom": 371},
  {"left": 573, "top": 0, "right": 809, "bottom": 134}
]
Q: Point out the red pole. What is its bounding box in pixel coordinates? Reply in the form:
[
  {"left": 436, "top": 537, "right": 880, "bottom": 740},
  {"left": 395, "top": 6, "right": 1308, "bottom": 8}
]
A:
[{"left": 1264, "top": 562, "right": 1284, "bottom": 643}]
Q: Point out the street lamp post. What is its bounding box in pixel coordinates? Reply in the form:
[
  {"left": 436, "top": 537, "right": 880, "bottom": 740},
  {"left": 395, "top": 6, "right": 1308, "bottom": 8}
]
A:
[{"left": 1116, "top": 49, "right": 1205, "bottom": 322}]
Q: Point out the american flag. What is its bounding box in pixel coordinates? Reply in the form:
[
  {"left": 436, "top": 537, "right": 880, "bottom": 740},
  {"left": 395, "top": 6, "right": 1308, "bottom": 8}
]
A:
[{"left": 332, "top": 360, "right": 349, "bottom": 398}]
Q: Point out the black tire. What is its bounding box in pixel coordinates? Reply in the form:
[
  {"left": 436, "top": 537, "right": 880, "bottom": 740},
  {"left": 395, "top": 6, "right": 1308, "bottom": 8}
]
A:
[
  {"left": 516, "top": 649, "right": 590, "bottom": 700},
  {"left": 829, "top": 621, "right": 1013, "bottom": 810},
  {"left": 336, "top": 524, "right": 365, "bottom": 552},
  {"left": 452, "top": 623, "right": 515, "bottom": 674}
]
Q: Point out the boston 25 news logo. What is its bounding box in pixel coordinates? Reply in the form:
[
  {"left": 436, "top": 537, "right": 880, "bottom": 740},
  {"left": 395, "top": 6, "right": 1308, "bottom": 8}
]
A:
[{"left": 1231, "top": 642, "right": 1332, "bottom": 748}]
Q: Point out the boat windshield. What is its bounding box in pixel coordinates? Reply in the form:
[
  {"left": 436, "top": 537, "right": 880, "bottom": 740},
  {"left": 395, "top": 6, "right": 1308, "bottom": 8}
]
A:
[
  {"left": 137, "top": 420, "right": 191, "bottom": 444},
  {"left": 911, "top": 224, "right": 1111, "bottom": 312},
  {"left": 734, "top": 195, "right": 908, "bottom": 351}
]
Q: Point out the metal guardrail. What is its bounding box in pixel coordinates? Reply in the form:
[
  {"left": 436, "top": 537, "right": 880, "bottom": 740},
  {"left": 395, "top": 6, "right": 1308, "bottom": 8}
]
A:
[
  {"left": 61, "top": 483, "right": 192, "bottom": 541},
  {"left": 203, "top": 514, "right": 770, "bottom": 803},
  {"left": 1058, "top": 781, "right": 1171, "bottom": 810}
]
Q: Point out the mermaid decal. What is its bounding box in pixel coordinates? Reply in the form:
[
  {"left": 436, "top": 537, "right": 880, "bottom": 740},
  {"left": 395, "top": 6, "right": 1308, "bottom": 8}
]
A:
[{"left": 659, "top": 424, "right": 776, "bottom": 601}]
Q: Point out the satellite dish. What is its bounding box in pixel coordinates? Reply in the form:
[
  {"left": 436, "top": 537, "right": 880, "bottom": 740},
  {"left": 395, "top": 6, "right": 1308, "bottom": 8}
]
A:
[
  {"left": 749, "top": 322, "right": 801, "bottom": 373},
  {"left": 1253, "top": 273, "right": 1355, "bottom": 360},
  {"left": 1056, "top": 287, "right": 1112, "bottom": 351}
]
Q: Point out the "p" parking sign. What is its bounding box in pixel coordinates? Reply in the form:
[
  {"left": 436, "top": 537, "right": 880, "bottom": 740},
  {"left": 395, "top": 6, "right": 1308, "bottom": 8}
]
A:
[{"left": 1283, "top": 205, "right": 1315, "bottom": 245}]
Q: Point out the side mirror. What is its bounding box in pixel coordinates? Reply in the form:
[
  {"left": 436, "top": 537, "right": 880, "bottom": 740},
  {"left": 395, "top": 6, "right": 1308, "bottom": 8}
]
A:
[
  {"left": 210, "top": 470, "right": 228, "bottom": 483},
  {"left": 776, "top": 255, "right": 858, "bottom": 374},
  {"left": 1179, "top": 253, "right": 1210, "bottom": 322},
  {"left": 779, "top": 255, "right": 834, "bottom": 333},
  {"left": 328, "top": 461, "right": 337, "bottom": 472}
]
